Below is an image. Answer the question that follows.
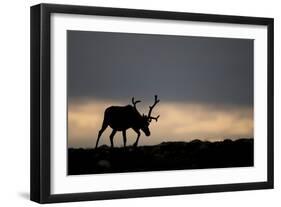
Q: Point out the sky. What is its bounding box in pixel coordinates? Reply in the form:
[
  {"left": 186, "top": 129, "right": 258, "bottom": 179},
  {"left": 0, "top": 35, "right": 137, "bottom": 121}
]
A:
[{"left": 67, "top": 30, "right": 254, "bottom": 148}]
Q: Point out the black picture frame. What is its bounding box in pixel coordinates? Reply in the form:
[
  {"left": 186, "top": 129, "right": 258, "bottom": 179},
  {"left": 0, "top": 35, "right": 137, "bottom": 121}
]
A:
[{"left": 30, "top": 3, "right": 274, "bottom": 203}]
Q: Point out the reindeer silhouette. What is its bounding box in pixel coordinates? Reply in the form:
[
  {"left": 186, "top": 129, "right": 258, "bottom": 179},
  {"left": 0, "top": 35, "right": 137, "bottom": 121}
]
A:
[{"left": 95, "top": 95, "right": 160, "bottom": 148}]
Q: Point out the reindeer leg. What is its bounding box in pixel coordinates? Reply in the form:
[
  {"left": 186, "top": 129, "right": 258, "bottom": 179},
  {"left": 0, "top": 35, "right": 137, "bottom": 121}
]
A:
[
  {"left": 109, "top": 129, "right": 117, "bottom": 148},
  {"left": 122, "top": 130, "right": 127, "bottom": 148},
  {"left": 95, "top": 123, "right": 108, "bottom": 148},
  {"left": 133, "top": 129, "right": 141, "bottom": 147}
]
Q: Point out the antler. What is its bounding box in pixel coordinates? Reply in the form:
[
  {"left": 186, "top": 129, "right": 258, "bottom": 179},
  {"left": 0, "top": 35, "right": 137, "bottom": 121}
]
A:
[
  {"left": 132, "top": 97, "right": 141, "bottom": 109},
  {"left": 149, "top": 115, "right": 160, "bottom": 122},
  {"left": 148, "top": 95, "right": 160, "bottom": 122}
]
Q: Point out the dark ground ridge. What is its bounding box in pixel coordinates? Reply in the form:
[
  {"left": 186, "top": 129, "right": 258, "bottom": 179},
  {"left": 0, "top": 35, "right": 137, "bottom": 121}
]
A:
[{"left": 68, "top": 138, "right": 254, "bottom": 175}]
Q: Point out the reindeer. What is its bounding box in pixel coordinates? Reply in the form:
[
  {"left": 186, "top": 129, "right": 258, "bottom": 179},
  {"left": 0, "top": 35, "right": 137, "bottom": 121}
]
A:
[{"left": 95, "top": 95, "right": 160, "bottom": 148}]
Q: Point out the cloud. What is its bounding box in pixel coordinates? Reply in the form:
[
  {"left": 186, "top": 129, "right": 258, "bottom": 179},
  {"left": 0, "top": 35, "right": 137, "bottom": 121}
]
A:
[
  {"left": 68, "top": 99, "right": 253, "bottom": 148},
  {"left": 68, "top": 31, "right": 253, "bottom": 106}
]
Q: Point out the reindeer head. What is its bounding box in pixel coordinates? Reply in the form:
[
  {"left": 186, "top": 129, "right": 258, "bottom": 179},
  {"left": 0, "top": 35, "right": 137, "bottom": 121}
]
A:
[{"left": 132, "top": 95, "right": 160, "bottom": 136}]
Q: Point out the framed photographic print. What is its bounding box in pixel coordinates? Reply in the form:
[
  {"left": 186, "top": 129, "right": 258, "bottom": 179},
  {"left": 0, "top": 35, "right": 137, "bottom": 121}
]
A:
[{"left": 30, "top": 3, "right": 274, "bottom": 203}]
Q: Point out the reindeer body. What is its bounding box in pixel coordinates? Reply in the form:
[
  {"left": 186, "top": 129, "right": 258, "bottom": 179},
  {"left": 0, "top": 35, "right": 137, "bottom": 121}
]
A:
[
  {"left": 95, "top": 96, "right": 160, "bottom": 148},
  {"left": 103, "top": 105, "right": 149, "bottom": 133}
]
